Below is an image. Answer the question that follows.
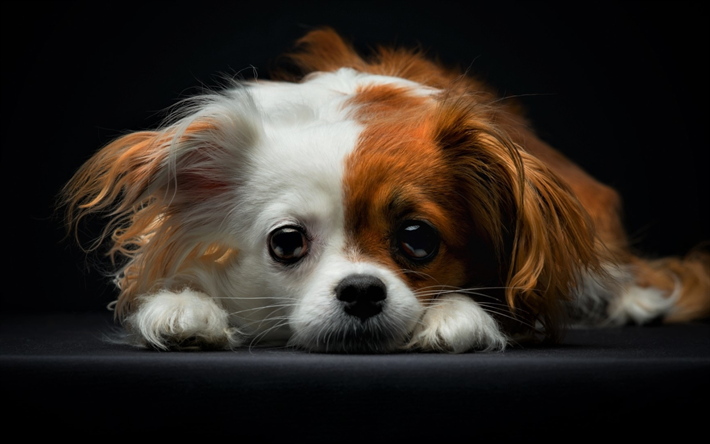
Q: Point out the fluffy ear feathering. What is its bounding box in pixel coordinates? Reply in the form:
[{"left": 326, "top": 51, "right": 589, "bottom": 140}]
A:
[{"left": 61, "top": 28, "right": 710, "bottom": 352}]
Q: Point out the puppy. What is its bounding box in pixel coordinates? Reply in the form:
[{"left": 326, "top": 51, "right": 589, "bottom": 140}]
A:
[{"left": 62, "top": 29, "right": 710, "bottom": 352}]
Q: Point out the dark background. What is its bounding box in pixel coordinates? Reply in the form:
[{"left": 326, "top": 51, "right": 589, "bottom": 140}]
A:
[{"left": 2, "top": 1, "right": 708, "bottom": 313}]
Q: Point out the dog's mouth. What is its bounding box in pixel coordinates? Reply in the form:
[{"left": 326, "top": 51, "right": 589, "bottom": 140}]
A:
[{"left": 287, "top": 312, "right": 414, "bottom": 354}]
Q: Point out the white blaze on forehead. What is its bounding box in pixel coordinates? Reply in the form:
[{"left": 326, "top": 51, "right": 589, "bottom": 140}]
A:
[
  {"left": 254, "top": 121, "right": 356, "bottom": 233},
  {"left": 246, "top": 71, "right": 361, "bottom": 239}
]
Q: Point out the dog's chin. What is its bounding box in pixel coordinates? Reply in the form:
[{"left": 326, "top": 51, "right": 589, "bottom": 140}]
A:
[{"left": 288, "top": 314, "right": 413, "bottom": 354}]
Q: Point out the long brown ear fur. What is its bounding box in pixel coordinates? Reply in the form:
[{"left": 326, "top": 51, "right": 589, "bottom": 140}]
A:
[
  {"left": 61, "top": 119, "right": 243, "bottom": 317},
  {"left": 435, "top": 101, "right": 601, "bottom": 341}
]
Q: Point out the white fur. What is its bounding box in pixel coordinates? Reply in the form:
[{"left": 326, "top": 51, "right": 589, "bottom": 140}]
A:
[
  {"left": 288, "top": 257, "right": 424, "bottom": 353},
  {"left": 126, "top": 288, "right": 241, "bottom": 350},
  {"left": 608, "top": 284, "right": 679, "bottom": 325},
  {"left": 573, "top": 264, "right": 679, "bottom": 326},
  {"left": 407, "top": 294, "right": 508, "bottom": 352}
]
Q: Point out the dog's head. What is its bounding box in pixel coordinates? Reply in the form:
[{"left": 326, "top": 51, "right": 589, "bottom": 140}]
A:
[{"left": 63, "top": 29, "right": 599, "bottom": 352}]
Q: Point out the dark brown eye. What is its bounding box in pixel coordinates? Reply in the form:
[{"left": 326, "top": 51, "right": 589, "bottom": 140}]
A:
[
  {"left": 396, "top": 220, "right": 439, "bottom": 263},
  {"left": 268, "top": 226, "right": 309, "bottom": 264}
]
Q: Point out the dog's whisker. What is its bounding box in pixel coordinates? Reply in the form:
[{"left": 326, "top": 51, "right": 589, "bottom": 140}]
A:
[
  {"left": 226, "top": 303, "right": 295, "bottom": 317},
  {"left": 247, "top": 315, "right": 292, "bottom": 345},
  {"left": 211, "top": 296, "right": 288, "bottom": 300},
  {"left": 239, "top": 315, "right": 291, "bottom": 331},
  {"left": 247, "top": 320, "right": 290, "bottom": 351},
  {"left": 474, "top": 304, "right": 537, "bottom": 328}
]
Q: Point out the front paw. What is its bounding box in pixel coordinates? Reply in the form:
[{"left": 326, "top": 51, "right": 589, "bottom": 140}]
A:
[
  {"left": 406, "top": 294, "right": 507, "bottom": 353},
  {"left": 125, "top": 288, "right": 243, "bottom": 350}
]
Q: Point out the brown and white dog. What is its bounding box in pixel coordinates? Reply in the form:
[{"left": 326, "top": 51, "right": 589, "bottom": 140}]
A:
[{"left": 62, "top": 29, "right": 710, "bottom": 352}]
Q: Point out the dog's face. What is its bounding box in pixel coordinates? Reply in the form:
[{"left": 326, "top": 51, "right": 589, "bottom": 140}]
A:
[
  {"left": 214, "top": 71, "right": 497, "bottom": 352},
  {"left": 63, "top": 29, "right": 601, "bottom": 352}
]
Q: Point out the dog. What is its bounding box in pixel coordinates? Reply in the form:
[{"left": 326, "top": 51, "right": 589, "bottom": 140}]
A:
[{"left": 62, "top": 28, "right": 710, "bottom": 352}]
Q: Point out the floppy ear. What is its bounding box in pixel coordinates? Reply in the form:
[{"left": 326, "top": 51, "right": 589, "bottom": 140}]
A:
[
  {"left": 436, "top": 103, "right": 600, "bottom": 340},
  {"left": 504, "top": 147, "right": 601, "bottom": 339},
  {"left": 62, "top": 92, "right": 261, "bottom": 317}
]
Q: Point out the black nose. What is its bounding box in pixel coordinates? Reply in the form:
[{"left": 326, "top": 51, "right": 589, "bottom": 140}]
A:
[{"left": 335, "top": 274, "right": 387, "bottom": 321}]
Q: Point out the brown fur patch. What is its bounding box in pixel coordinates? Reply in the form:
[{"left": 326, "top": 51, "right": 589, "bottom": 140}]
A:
[{"left": 343, "top": 84, "right": 505, "bottom": 316}]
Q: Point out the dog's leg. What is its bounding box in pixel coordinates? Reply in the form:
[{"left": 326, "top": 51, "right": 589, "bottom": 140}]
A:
[
  {"left": 629, "top": 253, "right": 710, "bottom": 323},
  {"left": 124, "top": 288, "right": 243, "bottom": 350},
  {"left": 573, "top": 252, "right": 710, "bottom": 326},
  {"left": 407, "top": 294, "right": 507, "bottom": 353}
]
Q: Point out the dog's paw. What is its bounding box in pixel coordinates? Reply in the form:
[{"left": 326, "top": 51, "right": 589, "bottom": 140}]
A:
[
  {"left": 406, "top": 294, "right": 507, "bottom": 353},
  {"left": 125, "top": 288, "right": 243, "bottom": 350}
]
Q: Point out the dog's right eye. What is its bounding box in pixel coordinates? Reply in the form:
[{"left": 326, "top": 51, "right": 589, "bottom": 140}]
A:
[
  {"left": 395, "top": 220, "right": 440, "bottom": 264},
  {"left": 268, "top": 226, "right": 309, "bottom": 265}
]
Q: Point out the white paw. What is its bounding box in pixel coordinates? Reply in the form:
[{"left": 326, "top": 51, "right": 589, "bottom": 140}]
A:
[
  {"left": 125, "top": 288, "right": 243, "bottom": 350},
  {"left": 573, "top": 265, "right": 679, "bottom": 326},
  {"left": 608, "top": 284, "right": 678, "bottom": 325},
  {"left": 407, "top": 294, "right": 507, "bottom": 352}
]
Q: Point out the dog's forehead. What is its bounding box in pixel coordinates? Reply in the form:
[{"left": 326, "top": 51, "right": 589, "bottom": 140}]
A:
[
  {"left": 246, "top": 68, "right": 439, "bottom": 235},
  {"left": 251, "top": 67, "right": 431, "bottom": 113}
]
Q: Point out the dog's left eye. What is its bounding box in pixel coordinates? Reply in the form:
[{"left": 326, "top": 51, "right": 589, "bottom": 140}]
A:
[
  {"left": 396, "top": 220, "right": 439, "bottom": 263},
  {"left": 269, "top": 226, "right": 309, "bottom": 264}
]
